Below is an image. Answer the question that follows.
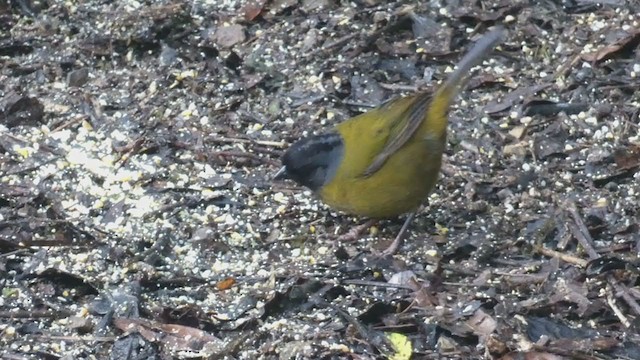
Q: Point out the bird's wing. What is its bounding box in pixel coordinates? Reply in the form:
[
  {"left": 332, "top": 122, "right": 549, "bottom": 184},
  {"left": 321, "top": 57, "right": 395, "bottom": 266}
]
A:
[{"left": 360, "top": 92, "right": 431, "bottom": 177}]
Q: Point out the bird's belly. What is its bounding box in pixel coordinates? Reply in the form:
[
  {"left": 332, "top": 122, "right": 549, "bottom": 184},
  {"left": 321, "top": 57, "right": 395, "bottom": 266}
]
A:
[{"left": 318, "top": 141, "right": 443, "bottom": 218}]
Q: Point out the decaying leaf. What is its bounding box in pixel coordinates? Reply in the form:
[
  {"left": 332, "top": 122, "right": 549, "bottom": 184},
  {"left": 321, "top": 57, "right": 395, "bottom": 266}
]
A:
[
  {"left": 581, "top": 29, "right": 640, "bottom": 62},
  {"left": 114, "top": 317, "right": 223, "bottom": 354}
]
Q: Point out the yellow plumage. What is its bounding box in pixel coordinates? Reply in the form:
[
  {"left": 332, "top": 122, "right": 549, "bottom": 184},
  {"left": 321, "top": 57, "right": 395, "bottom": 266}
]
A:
[
  {"left": 276, "top": 27, "right": 505, "bottom": 250},
  {"left": 320, "top": 92, "right": 446, "bottom": 218}
]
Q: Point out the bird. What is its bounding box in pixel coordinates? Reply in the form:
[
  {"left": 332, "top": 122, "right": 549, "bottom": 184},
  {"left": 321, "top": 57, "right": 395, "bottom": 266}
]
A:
[{"left": 274, "top": 27, "right": 505, "bottom": 255}]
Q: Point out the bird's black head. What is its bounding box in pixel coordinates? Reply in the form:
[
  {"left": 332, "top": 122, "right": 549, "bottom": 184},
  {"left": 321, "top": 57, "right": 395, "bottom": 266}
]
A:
[{"left": 274, "top": 132, "right": 344, "bottom": 192}]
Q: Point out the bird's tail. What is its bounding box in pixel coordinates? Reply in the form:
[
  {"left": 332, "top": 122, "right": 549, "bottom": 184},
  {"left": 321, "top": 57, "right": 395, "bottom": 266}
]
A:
[{"left": 427, "top": 27, "right": 506, "bottom": 134}]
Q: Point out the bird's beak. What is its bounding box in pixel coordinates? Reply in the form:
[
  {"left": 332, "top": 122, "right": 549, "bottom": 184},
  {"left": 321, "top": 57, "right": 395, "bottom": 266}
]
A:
[{"left": 273, "top": 166, "right": 288, "bottom": 180}]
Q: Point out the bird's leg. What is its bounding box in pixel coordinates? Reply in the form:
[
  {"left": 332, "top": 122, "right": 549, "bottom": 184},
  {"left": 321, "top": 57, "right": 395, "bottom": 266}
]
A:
[
  {"left": 380, "top": 212, "right": 416, "bottom": 256},
  {"left": 337, "top": 219, "right": 377, "bottom": 242}
]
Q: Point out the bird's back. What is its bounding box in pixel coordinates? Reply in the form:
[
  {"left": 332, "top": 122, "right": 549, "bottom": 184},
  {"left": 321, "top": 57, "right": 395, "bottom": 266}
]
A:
[{"left": 319, "top": 93, "right": 446, "bottom": 218}]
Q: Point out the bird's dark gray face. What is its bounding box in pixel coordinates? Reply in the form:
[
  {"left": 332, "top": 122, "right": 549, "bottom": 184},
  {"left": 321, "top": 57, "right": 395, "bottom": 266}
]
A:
[{"left": 274, "top": 132, "right": 344, "bottom": 192}]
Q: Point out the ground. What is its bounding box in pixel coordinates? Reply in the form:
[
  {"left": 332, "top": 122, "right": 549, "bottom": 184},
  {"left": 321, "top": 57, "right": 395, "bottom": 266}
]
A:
[{"left": 1, "top": 0, "right": 640, "bottom": 359}]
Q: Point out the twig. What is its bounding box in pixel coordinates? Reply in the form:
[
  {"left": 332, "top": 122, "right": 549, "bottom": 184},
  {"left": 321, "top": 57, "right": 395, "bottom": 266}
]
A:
[
  {"left": 534, "top": 245, "right": 589, "bottom": 267},
  {"left": 606, "top": 284, "right": 631, "bottom": 328},
  {"left": 378, "top": 83, "right": 420, "bottom": 93},
  {"left": 319, "top": 300, "right": 393, "bottom": 356},
  {"left": 209, "top": 136, "right": 286, "bottom": 148},
  {"left": 303, "top": 33, "right": 358, "bottom": 58},
  {"left": 341, "top": 100, "right": 378, "bottom": 108},
  {"left": 336, "top": 220, "right": 376, "bottom": 242},
  {"left": 566, "top": 203, "right": 599, "bottom": 259},
  {"left": 342, "top": 279, "right": 414, "bottom": 290},
  {"left": 566, "top": 200, "right": 640, "bottom": 323},
  {"left": 113, "top": 135, "right": 146, "bottom": 169},
  {"left": 0, "top": 309, "right": 68, "bottom": 318},
  {"left": 554, "top": 54, "right": 582, "bottom": 82},
  {"left": 50, "top": 116, "right": 85, "bottom": 133},
  {"left": 1, "top": 354, "right": 31, "bottom": 360},
  {"left": 3, "top": 156, "right": 60, "bottom": 176},
  {"left": 0, "top": 249, "right": 30, "bottom": 258},
  {"left": 608, "top": 276, "right": 640, "bottom": 317},
  {"left": 29, "top": 334, "right": 116, "bottom": 342},
  {"left": 211, "top": 150, "right": 280, "bottom": 167}
]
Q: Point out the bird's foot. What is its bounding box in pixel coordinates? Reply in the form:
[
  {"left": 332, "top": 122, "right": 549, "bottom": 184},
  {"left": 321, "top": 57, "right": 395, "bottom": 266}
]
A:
[
  {"left": 377, "top": 212, "right": 415, "bottom": 257},
  {"left": 337, "top": 220, "right": 376, "bottom": 243}
]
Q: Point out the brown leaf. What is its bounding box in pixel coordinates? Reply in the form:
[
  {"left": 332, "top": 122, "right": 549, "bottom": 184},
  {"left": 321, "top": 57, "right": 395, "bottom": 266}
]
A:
[
  {"left": 243, "top": 0, "right": 267, "bottom": 21},
  {"left": 465, "top": 308, "right": 497, "bottom": 337},
  {"left": 581, "top": 29, "right": 640, "bottom": 62},
  {"left": 413, "top": 287, "right": 438, "bottom": 307},
  {"left": 387, "top": 270, "right": 417, "bottom": 287},
  {"left": 216, "top": 277, "right": 236, "bottom": 290},
  {"left": 486, "top": 334, "right": 508, "bottom": 356},
  {"left": 67, "top": 316, "right": 93, "bottom": 333},
  {"left": 215, "top": 24, "right": 246, "bottom": 48},
  {"left": 0, "top": 93, "right": 45, "bottom": 127},
  {"left": 114, "top": 318, "right": 222, "bottom": 353},
  {"left": 548, "top": 279, "right": 591, "bottom": 316},
  {"left": 614, "top": 144, "right": 640, "bottom": 170}
]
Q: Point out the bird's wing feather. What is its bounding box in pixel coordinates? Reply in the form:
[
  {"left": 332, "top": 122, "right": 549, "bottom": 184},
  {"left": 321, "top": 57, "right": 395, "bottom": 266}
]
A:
[{"left": 361, "top": 92, "right": 431, "bottom": 177}]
